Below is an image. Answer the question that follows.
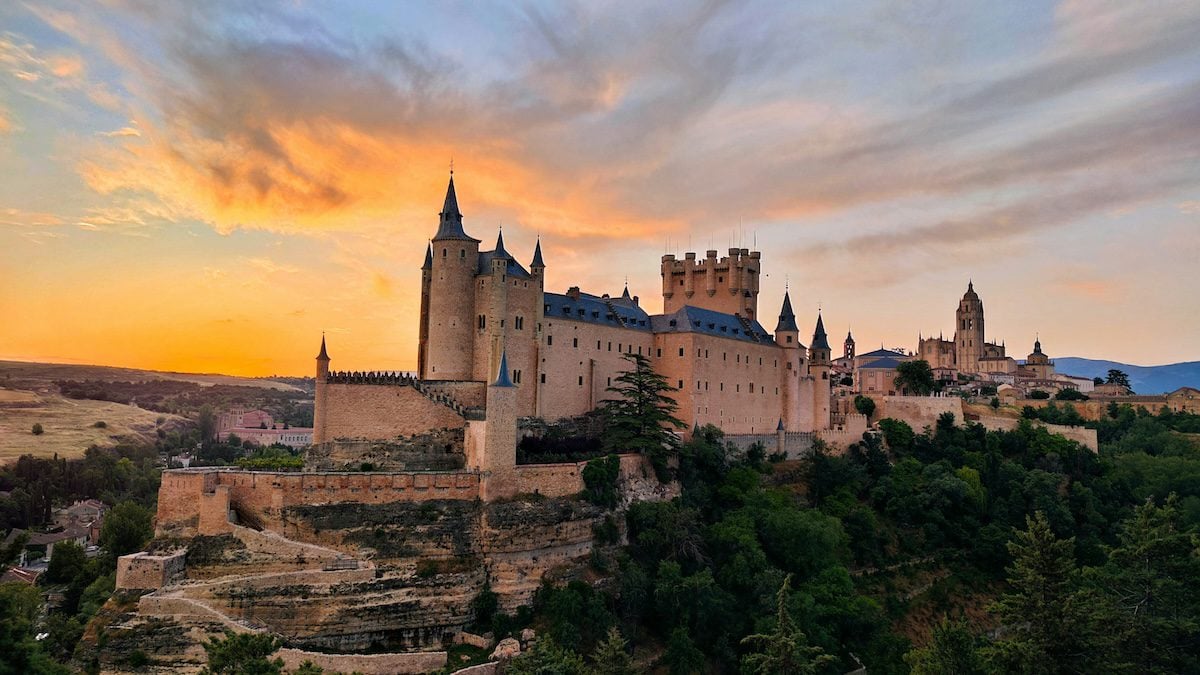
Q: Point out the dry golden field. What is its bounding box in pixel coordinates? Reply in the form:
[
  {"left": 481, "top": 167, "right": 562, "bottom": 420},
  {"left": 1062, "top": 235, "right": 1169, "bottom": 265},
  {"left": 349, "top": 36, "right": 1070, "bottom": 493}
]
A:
[{"left": 0, "top": 360, "right": 302, "bottom": 462}]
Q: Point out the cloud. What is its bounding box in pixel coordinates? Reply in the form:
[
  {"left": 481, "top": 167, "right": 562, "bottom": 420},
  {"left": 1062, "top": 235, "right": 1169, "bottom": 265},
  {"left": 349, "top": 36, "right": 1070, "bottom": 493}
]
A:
[
  {"left": 0, "top": 107, "right": 11, "bottom": 133},
  {"left": 1178, "top": 201, "right": 1200, "bottom": 214},
  {"left": 21, "top": 0, "right": 1200, "bottom": 277},
  {"left": 243, "top": 257, "right": 299, "bottom": 275}
]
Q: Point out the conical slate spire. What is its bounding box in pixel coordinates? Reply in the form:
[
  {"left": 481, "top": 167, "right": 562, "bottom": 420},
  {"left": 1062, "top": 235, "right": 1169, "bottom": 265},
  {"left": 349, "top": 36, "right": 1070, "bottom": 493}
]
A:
[
  {"left": 775, "top": 291, "right": 799, "bottom": 332},
  {"left": 492, "top": 350, "right": 514, "bottom": 387},
  {"left": 811, "top": 313, "right": 831, "bottom": 350},
  {"left": 493, "top": 228, "right": 511, "bottom": 259},
  {"left": 316, "top": 335, "right": 329, "bottom": 360},
  {"left": 422, "top": 241, "right": 433, "bottom": 270},
  {"left": 530, "top": 237, "right": 545, "bottom": 268},
  {"left": 433, "top": 174, "right": 478, "bottom": 241},
  {"left": 621, "top": 284, "right": 631, "bottom": 300}
]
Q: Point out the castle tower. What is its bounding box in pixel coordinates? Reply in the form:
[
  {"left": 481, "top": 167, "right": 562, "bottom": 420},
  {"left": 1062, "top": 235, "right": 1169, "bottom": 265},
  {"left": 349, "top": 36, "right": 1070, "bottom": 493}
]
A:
[
  {"left": 417, "top": 242, "right": 433, "bottom": 377},
  {"left": 479, "top": 350, "right": 518, "bottom": 500},
  {"left": 477, "top": 229, "right": 513, "bottom": 384},
  {"left": 661, "top": 248, "right": 761, "bottom": 319},
  {"left": 313, "top": 336, "right": 330, "bottom": 443},
  {"left": 844, "top": 329, "right": 855, "bottom": 361},
  {"left": 422, "top": 173, "right": 481, "bottom": 380},
  {"left": 954, "top": 281, "right": 985, "bottom": 375},
  {"left": 774, "top": 291, "right": 806, "bottom": 432},
  {"left": 808, "top": 313, "right": 832, "bottom": 431}
]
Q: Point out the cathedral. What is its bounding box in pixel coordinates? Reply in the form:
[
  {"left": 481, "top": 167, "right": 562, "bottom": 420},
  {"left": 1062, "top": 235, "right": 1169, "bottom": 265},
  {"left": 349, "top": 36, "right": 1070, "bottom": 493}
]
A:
[
  {"left": 917, "top": 282, "right": 1016, "bottom": 379},
  {"left": 314, "top": 173, "right": 833, "bottom": 452}
]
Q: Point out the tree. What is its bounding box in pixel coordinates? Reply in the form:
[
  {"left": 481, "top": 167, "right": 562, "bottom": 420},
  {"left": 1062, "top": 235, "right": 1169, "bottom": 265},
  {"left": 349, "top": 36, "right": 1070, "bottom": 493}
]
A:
[
  {"left": 197, "top": 405, "right": 218, "bottom": 443},
  {"left": 1090, "top": 494, "right": 1200, "bottom": 673},
  {"left": 0, "top": 582, "right": 70, "bottom": 675},
  {"left": 591, "top": 626, "right": 640, "bottom": 675},
  {"left": 1055, "top": 388, "right": 1088, "bottom": 401},
  {"left": 505, "top": 635, "right": 588, "bottom": 675},
  {"left": 662, "top": 627, "right": 705, "bottom": 675},
  {"left": 985, "top": 512, "right": 1108, "bottom": 673},
  {"left": 31, "top": 424, "right": 44, "bottom": 436},
  {"left": 904, "top": 616, "right": 985, "bottom": 675},
  {"left": 44, "top": 540, "right": 87, "bottom": 584},
  {"left": 1028, "top": 389, "right": 1051, "bottom": 400},
  {"left": 853, "top": 395, "right": 875, "bottom": 418},
  {"left": 582, "top": 455, "right": 621, "bottom": 508},
  {"left": 1105, "top": 369, "right": 1132, "bottom": 391},
  {"left": 740, "top": 575, "right": 836, "bottom": 675},
  {"left": 198, "top": 632, "right": 283, "bottom": 675},
  {"left": 1093, "top": 377, "right": 1104, "bottom": 386},
  {"left": 990, "top": 396, "right": 1000, "bottom": 410},
  {"left": 894, "top": 360, "right": 936, "bottom": 396},
  {"left": 601, "top": 353, "right": 686, "bottom": 481},
  {"left": 99, "top": 501, "right": 153, "bottom": 560},
  {"left": 1, "top": 532, "right": 29, "bottom": 574}
]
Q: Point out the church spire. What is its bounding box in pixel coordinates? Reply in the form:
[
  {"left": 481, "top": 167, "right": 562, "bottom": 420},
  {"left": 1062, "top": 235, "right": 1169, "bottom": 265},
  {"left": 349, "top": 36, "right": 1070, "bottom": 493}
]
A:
[
  {"left": 433, "top": 173, "right": 478, "bottom": 241},
  {"left": 422, "top": 241, "right": 433, "bottom": 270},
  {"left": 316, "top": 334, "right": 329, "bottom": 361},
  {"left": 775, "top": 291, "right": 798, "bottom": 332}
]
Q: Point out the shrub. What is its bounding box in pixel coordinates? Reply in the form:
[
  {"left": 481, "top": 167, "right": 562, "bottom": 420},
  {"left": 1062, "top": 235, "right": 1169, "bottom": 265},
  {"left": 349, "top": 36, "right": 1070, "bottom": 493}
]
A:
[
  {"left": 854, "top": 395, "right": 876, "bottom": 417},
  {"left": 1028, "top": 390, "right": 1051, "bottom": 400},
  {"left": 990, "top": 397, "right": 1001, "bottom": 410},
  {"left": 31, "top": 423, "right": 44, "bottom": 435},
  {"left": 93, "top": 420, "right": 108, "bottom": 428},
  {"left": 1055, "top": 388, "right": 1089, "bottom": 401},
  {"left": 582, "top": 454, "right": 621, "bottom": 508}
]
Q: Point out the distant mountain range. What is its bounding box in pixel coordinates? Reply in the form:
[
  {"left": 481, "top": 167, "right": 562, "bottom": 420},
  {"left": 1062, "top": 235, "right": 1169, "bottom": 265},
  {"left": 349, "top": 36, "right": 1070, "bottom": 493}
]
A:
[{"left": 1053, "top": 358, "right": 1200, "bottom": 395}]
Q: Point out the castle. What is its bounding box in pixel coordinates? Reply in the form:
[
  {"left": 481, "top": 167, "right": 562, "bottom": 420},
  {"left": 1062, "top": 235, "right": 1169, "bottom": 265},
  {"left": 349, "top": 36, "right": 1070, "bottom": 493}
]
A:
[{"left": 312, "top": 174, "right": 833, "bottom": 492}]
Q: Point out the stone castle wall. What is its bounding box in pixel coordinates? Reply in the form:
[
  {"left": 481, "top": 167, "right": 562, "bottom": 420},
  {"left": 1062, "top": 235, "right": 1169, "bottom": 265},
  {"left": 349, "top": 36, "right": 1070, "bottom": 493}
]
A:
[
  {"left": 157, "top": 469, "right": 482, "bottom": 538},
  {"left": 116, "top": 551, "right": 186, "bottom": 590},
  {"left": 306, "top": 430, "right": 466, "bottom": 472},
  {"left": 974, "top": 415, "right": 1099, "bottom": 452},
  {"left": 276, "top": 648, "right": 446, "bottom": 675},
  {"left": 320, "top": 383, "right": 465, "bottom": 441},
  {"left": 878, "top": 395, "right": 965, "bottom": 430}
]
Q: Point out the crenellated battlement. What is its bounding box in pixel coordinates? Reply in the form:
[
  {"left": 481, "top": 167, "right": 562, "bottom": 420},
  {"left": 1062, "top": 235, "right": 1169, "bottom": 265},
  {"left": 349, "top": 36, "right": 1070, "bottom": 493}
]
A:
[{"left": 661, "top": 248, "right": 762, "bottom": 319}]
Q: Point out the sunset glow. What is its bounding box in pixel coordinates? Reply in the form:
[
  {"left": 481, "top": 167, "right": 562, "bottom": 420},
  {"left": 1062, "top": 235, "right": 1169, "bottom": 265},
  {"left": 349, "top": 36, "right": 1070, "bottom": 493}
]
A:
[{"left": 2, "top": 1, "right": 1198, "bottom": 375}]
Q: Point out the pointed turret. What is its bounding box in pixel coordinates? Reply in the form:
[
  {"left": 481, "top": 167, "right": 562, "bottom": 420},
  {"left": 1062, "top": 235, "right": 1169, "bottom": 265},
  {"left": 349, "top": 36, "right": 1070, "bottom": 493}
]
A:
[
  {"left": 433, "top": 174, "right": 478, "bottom": 241},
  {"left": 492, "top": 350, "right": 514, "bottom": 387},
  {"left": 621, "top": 284, "right": 632, "bottom": 301},
  {"left": 493, "top": 228, "right": 511, "bottom": 259},
  {"left": 422, "top": 241, "right": 433, "bottom": 270},
  {"left": 530, "top": 237, "right": 545, "bottom": 269},
  {"left": 315, "top": 335, "right": 330, "bottom": 381},
  {"left": 775, "top": 291, "right": 799, "bottom": 332},
  {"left": 811, "top": 313, "right": 831, "bottom": 351}
]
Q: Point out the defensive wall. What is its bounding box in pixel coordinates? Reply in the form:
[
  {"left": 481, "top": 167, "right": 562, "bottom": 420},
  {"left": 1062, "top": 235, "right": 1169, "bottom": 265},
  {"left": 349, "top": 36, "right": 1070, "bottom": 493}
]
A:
[
  {"left": 1013, "top": 397, "right": 1168, "bottom": 422},
  {"left": 157, "top": 469, "right": 482, "bottom": 538},
  {"left": 319, "top": 381, "right": 466, "bottom": 442},
  {"left": 276, "top": 648, "right": 446, "bottom": 675},
  {"left": 877, "top": 395, "right": 965, "bottom": 430},
  {"left": 116, "top": 550, "right": 186, "bottom": 590}
]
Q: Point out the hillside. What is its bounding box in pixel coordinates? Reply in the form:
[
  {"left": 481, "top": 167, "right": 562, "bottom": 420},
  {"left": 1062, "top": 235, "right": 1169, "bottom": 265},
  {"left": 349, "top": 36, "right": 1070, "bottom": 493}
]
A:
[
  {"left": 1053, "top": 357, "right": 1200, "bottom": 394},
  {"left": 0, "top": 360, "right": 310, "bottom": 462}
]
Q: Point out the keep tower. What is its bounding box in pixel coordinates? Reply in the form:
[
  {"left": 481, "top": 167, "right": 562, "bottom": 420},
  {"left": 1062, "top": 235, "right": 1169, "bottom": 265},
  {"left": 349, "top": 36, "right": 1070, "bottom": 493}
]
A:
[{"left": 421, "top": 174, "right": 481, "bottom": 380}]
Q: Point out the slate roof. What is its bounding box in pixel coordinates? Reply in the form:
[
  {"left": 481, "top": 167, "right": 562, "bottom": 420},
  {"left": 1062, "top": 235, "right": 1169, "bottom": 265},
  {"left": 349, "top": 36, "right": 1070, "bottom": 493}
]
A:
[
  {"left": 775, "top": 291, "right": 798, "bottom": 332},
  {"left": 650, "top": 305, "right": 775, "bottom": 344},
  {"left": 433, "top": 175, "right": 480, "bottom": 242},
  {"left": 478, "top": 250, "right": 532, "bottom": 279},
  {"left": 858, "top": 348, "right": 907, "bottom": 359},
  {"left": 860, "top": 357, "right": 904, "bottom": 370},
  {"left": 544, "top": 291, "right": 652, "bottom": 330},
  {"left": 811, "top": 314, "right": 831, "bottom": 350}
]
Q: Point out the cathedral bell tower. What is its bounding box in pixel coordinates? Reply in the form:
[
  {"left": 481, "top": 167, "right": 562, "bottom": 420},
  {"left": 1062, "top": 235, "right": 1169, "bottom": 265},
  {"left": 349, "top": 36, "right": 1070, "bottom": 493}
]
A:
[{"left": 954, "top": 281, "right": 985, "bottom": 375}]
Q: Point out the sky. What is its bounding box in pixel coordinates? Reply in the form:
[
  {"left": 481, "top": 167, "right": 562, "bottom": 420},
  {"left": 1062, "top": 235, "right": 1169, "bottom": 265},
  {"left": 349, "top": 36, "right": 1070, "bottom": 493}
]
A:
[{"left": 0, "top": 0, "right": 1197, "bottom": 376}]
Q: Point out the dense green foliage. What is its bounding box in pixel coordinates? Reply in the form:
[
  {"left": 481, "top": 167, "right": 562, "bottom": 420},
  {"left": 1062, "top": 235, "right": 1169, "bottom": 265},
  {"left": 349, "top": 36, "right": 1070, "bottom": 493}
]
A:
[
  {"left": 854, "top": 395, "right": 876, "bottom": 418},
  {"left": 601, "top": 353, "right": 686, "bottom": 481},
  {"left": 198, "top": 632, "right": 284, "bottom": 674},
  {"left": 513, "top": 403, "right": 1200, "bottom": 673},
  {"left": 894, "top": 360, "right": 936, "bottom": 395}
]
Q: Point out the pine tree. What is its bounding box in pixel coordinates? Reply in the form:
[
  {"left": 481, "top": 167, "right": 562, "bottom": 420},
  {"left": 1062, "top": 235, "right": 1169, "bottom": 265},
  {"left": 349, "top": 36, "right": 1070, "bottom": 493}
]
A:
[
  {"left": 740, "top": 575, "right": 835, "bottom": 675},
  {"left": 504, "top": 636, "right": 588, "bottom": 675},
  {"left": 601, "top": 353, "right": 686, "bottom": 481},
  {"left": 985, "top": 511, "right": 1107, "bottom": 674},
  {"left": 1093, "top": 494, "right": 1200, "bottom": 674},
  {"left": 590, "top": 626, "right": 641, "bottom": 675},
  {"left": 903, "top": 616, "right": 985, "bottom": 675}
]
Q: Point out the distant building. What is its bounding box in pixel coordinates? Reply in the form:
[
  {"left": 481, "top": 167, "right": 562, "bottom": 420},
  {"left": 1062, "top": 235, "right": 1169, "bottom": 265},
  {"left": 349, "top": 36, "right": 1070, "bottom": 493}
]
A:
[
  {"left": 218, "top": 409, "right": 312, "bottom": 448},
  {"left": 917, "top": 282, "right": 1016, "bottom": 378}
]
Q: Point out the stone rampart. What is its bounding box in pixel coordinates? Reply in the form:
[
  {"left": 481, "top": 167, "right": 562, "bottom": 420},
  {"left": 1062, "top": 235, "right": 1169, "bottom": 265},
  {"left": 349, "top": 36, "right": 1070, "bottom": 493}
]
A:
[
  {"left": 306, "top": 430, "right": 466, "bottom": 472},
  {"left": 514, "top": 462, "right": 585, "bottom": 498},
  {"left": 878, "top": 396, "right": 964, "bottom": 430},
  {"left": 321, "top": 382, "right": 466, "bottom": 441},
  {"left": 157, "top": 469, "right": 482, "bottom": 537},
  {"left": 276, "top": 648, "right": 447, "bottom": 675},
  {"left": 420, "top": 381, "right": 487, "bottom": 409}
]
